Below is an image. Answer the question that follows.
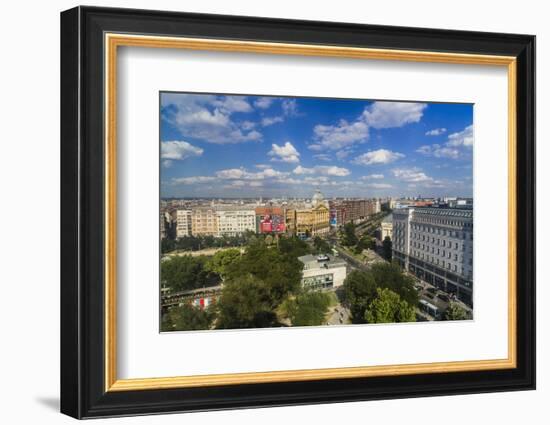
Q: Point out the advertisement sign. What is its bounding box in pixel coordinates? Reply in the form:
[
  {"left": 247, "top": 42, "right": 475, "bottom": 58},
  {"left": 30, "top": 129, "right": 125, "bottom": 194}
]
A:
[{"left": 260, "top": 214, "right": 285, "bottom": 233}]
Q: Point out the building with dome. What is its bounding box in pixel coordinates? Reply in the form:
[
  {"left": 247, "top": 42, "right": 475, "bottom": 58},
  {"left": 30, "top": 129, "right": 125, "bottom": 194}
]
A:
[{"left": 285, "top": 190, "right": 330, "bottom": 237}]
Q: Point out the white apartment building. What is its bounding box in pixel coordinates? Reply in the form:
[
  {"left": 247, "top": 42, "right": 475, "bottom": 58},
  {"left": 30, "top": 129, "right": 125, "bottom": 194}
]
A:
[
  {"left": 215, "top": 207, "right": 256, "bottom": 237},
  {"left": 175, "top": 209, "right": 192, "bottom": 238},
  {"left": 392, "top": 207, "right": 473, "bottom": 306}
]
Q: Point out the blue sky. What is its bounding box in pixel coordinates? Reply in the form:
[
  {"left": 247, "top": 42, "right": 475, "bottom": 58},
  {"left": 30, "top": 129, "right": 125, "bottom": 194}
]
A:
[{"left": 160, "top": 92, "right": 473, "bottom": 198}]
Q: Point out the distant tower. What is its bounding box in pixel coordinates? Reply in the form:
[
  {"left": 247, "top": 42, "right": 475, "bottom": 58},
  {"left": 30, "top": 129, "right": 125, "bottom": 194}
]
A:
[{"left": 311, "top": 189, "right": 325, "bottom": 207}]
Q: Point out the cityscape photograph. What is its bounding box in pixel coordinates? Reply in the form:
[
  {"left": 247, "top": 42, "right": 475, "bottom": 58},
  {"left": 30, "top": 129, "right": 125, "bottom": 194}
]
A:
[{"left": 159, "top": 92, "right": 474, "bottom": 332}]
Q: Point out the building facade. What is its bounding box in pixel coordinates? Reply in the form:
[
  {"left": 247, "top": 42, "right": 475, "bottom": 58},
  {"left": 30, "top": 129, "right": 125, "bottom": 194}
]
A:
[
  {"left": 379, "top": 214, "right": 393, "bottom": 241},
  {"left": 392, "top": 207, "right": 473, "bottom": 306},
  {"left": 298, "top": 254, "right": 347, "bottom": 290},
  {"left": 175, "top": 209, "right": 192, "bottom": 238},
  {"left": 191, "top": 208, "right": 219, "bottom": 236},
  {"left": 216, "top": 207, "right": 256, "bottom": 237}
]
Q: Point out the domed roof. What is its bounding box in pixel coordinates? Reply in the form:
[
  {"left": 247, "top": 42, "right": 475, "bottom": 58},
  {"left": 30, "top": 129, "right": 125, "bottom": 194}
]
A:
[{"left": 312, "top": 190, "right": 325, "bottom": 205}]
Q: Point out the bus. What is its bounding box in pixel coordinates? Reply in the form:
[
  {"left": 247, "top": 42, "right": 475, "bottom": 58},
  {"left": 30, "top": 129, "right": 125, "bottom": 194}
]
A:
[{"left": 419, "top": 299, "right": 441, "bottom": 320}]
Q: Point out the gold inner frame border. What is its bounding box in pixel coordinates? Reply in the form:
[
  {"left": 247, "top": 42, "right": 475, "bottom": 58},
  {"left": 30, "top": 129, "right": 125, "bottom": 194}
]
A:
[{"left": 104, "top": 33, "right": 517, "bottom": 392}]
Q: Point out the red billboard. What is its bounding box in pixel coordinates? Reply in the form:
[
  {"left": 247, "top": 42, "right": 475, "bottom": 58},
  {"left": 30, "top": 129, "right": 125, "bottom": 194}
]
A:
[{"left": 260, "top": 214, "right": 285, "bottom": 233}]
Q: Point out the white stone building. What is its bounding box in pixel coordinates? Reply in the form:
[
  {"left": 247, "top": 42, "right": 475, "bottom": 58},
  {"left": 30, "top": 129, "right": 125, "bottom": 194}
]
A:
[
  {"left": 298, "top": 254, "right": 347, "bottom": 290},
  {"left": 216, "top": 207, "right": 256, "bottom": 237},
  {"left": 392, "top": 207, "right": 473, "bottom": 306}
]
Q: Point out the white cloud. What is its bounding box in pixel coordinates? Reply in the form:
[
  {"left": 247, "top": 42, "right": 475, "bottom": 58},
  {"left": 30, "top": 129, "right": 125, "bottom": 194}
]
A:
[
  {"left": 211, "top": 96, "right": 253, "bottom": 113},
  {"left": 161, "top": 93, "right": 262, "bottom": 144},
  {"left": 362, "top": 102, "right": 427, "bottom": 129},
  {"left": 254, "top": 97, "right": 274, "bottom": 109},
  {"left": 365, "top": 183, "right": 393, "bottom": 189},
  {"left": 316, "top": 166, "right": 351, "bottom": 176},
  {"left": 336, "top": 149, "right": 353, "bottom": 160},
  {"left": 447, "top": 125, "right": 474, "bottom": 147},
  {"left": 352, "top": 149, "right": 405, "bottom": 165},
  {"left": 268, "top": 142, "right": 300, "bottom": 163},
  {"left": 313, "top": 154, "right": 331, "bottom": 161},
  {"left": 293, "top": 165, "right": 315, "bottom": 175},
  {"left": 160, "top": 141, "right": 204, "bottom": 164},
  {"left": 416, "top": 144, "right": 460, "bottom": 159},
  {"left": 282, "top": 99, "right": 299, "bottom": 116},
  {"left": 425, "top": 127, "right": 447, "bottom": 136},
  {"left": 172, "top": 176, "right": 217, "bottom": 184},
  {"left": 313, "top": 120, "right": 369, "bottom": 150},
  {"left": 255, "top": 164, "right": 270, "bottom": 169},
  {"left": 361, "top": 174, "right": 385, "bottom": 180},
  {"left": 293, "top": 165, "right": 351, "bottom": 177},
  {"left": 417, "top": 125, "right": 473, "bottom": 159},
  {"left": 261, "top": 116, "right": 284, "bottom": 127},
  {"left": 392, "top": 167, "right": 433, "bottom": 183},
  {"left": 241, "top": 121, "right": 256, "bottom": 130},
  {"left": 216, "top": 167, "right": 288, "bottom": 180}
]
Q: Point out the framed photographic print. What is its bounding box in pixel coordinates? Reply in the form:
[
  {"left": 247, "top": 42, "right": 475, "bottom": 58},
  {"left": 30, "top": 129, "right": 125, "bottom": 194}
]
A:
[{"left": 60, "top": 6, "right": 536, "bottom": 419}]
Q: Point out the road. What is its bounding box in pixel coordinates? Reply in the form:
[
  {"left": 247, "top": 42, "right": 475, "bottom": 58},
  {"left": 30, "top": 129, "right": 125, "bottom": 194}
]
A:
[{"left": 332, "top": 245, "right": 370, "bottom": 271}]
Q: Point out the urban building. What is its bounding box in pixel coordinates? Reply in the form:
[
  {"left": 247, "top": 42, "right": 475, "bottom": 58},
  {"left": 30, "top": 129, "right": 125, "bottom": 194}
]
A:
[
  {"left": 216, "top": 207, "right": 256, "bottom": 237},
  {"left": 191, "top": 208, "right": 219, "bottom": 236},
  {"left": 379, "top": 214, "right": 393, "bottom": 241},
  {"left": 298, "top": 254, "right": 347, "bottom": 290},
  {"left": 255, "top": 206, "right": 286, "bottom": 233},
  {"left": 392, "top": 207, "right": 473, "bottom": 306},
  {"left": 329, "top": 198, "right": 380, "bottom": 227},
  {"left": 286, "top": 191, "right": 331, "bottom": 237},
  {"left": 175, "top": 209, "right": 192, "bottom": 238},
  {"left": 160, "top": 211, "right": 167, "bottom": 240}
]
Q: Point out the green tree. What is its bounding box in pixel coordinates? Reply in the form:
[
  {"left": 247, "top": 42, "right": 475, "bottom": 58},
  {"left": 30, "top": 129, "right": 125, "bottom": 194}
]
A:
[
  {"left": 365, "top": 288, "right": 416, "bottom": 324},
  {"left": 161, "top": 238, "right": 176, "bottom": 254},
  {"left": 225, "top": 239, "right": 303, "bottom": 307},
  {"left": 313, "top": 236, "right": 331, "bottom": 254},
  {"left": 370, "top": 262, "right": 419, "bottom": 306},
  {"left": 444, "top": 302, "right": 471, "bottom": 321},
  {"left": 162, "top": 304, "right": 214, "bottom": 331},
  {"left": 343, "top": 270, "right": 378, "bottom": 323},
  {"left": 206, "top": 248, "right": 241, "bottom": 279},
  {"left": 161, "top": 255, "right": 219, "bottom": 292},
  {"left": 342, "top": 222, "right": 358, "bottom": 247},
  {"left": 216, "top": 275, "right": 279, "bottom": 329},
  {"left": 382, "top": 236, "right": 392, "bottom": 261},
  {"left": 278, "top": 236, "right": 310, "bottom": 258},
  {"left": 282, "top": 291, "right": 332, "bottom": 326}
]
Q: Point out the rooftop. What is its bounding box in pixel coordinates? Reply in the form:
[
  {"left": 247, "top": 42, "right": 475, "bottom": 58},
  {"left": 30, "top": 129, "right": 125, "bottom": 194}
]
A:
[{"left": 298, "top": 254, "right": 347, "bottom": 270}]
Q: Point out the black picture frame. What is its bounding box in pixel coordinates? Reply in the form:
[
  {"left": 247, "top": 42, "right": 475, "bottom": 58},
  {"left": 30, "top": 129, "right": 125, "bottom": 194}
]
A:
[{"left": 61, "top": 5, "right": 536, "bottom": 419}]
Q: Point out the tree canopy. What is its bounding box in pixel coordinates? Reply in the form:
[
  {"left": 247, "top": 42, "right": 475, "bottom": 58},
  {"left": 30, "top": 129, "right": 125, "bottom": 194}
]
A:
[
  {"left": 161, "top": 255, "right": 220, "bottom": 292},
  {"left": 161, "top": 304, "right": 214, "bottom": 331},
  {"left": 343, "top": 263, "right": 418, "bottom": 324},
  {"left": 313, "top": 236, "right": 331, "bottom": 254},
  {"left": 215, "top": 275, "right": 279, "bottom": 329},
  {"left": 206, "top": 248, "right": 241, "bottom": 279},
  {"left": 224, "top": 239, "right": 303, "bottom": 307},
  {"left": 364, "top": 288, "right": 416, "bottom": 324},
  {"left": 444, "top": 302, "right": 471, "bottom": 321},
  {"left": 341, "top": 222, "right": 358, "bottom": 247},
  {"left": 382, "top": 236, "right": 392, "bottom": 261},
  {"left": 282, "top": 291, "right": 332, "bottom": 327},
  {"left": 343, "top": 270, "right": 378, "bottom": 323}
]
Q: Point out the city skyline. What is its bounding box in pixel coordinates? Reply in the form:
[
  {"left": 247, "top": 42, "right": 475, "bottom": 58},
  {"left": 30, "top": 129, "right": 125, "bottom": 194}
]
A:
[{"left": 160, "top": 92, "right": 473, "bottom": 198}]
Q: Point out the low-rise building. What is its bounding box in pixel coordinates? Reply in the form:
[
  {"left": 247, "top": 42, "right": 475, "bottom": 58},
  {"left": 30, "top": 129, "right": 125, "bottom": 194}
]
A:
[{"left": 298, "top": 254, "right": 347, "bottom": 290}]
